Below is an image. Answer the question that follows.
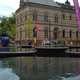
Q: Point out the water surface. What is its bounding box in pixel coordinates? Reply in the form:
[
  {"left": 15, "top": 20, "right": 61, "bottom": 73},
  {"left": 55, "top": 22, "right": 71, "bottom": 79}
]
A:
[
  {"left": 0, "top": 57, "right": 80, "bottom": 80},
  {"left": 0, "top": 47, "right": 80, "bottom": 80}
]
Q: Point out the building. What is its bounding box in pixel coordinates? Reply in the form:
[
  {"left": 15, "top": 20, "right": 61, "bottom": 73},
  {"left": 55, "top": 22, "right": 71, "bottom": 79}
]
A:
[{"left": 15, "top": 0, "right": 80, "bottom": 44}]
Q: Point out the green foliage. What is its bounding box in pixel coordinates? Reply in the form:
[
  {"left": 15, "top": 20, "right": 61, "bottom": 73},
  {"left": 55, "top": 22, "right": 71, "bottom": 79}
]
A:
[
  {"left": 75, "top": 38, "right": 79, "bottom": 41},
  {"left": 7, "top": 24, "right": 16, "bottom": 39},
  {"left": 69, "top": 38, "right": 72, "bottom": 42},
  {"left": 61, "top": 38, "right": 66, "bottom": 44},
  {"left": 74, "top": 38, "right": 79, "bottom": 45},
  {"left": 24, "top": 17, "right": 35, "bottom": 39},
  {"left": 0, "top": 13, "right": 16, "bottom": 39}
]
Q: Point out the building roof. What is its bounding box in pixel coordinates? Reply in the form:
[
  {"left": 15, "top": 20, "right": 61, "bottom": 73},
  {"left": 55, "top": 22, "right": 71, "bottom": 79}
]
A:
[
  {"left": 24, "top": 0, "right": 60, "bottom": 7},
  {"left": 57, "top": 2, "right": 74, "bottom": 10}
]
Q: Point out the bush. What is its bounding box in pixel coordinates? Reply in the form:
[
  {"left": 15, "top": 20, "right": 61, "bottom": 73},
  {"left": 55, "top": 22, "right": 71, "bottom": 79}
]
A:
[
  {"left": 61, "top": 38, "right": 66, "bottom": 45},
  {"left": 69, "top": 38, "right": 72, "bottom": 42},
  {"left": 75, "top": 38, "right": 79, "bottom": 45},
  {"left": 75, "top": 38, "right": 79, "bottom": 41}
]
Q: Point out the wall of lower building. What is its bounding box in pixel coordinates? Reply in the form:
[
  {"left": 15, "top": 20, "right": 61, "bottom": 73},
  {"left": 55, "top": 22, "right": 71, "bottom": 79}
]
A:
[{"left": 15, "top": 3, "right": 80, "bottom": 45}]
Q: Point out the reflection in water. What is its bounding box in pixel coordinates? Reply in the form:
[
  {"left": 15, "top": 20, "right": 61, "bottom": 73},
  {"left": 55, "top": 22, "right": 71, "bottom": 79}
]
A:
[
  {"left": 76, "top": 58, "right": 80, "bottom": 75},
  {"left": 0, "top": 58, "right": 19, "bottom": 80},
  {"left": 0, "top": 68, "right": 19, "bottom": 80},
  {"left": 0, "top": 47, "right": 35, "bottom": 53},
  {"left": 15, "top": 57, "right": 79, "bottom": 80},
  {"left": 16, "top": 48, "right": 35, "bottom": 52},
  {"left": 1, "top": 47, "right": 80, "bottom": 80},
  {"left": 67, "top": 48, "right": 80, "bottom": 52},
  {"left": 36, "top": 57, "right": 40, "bottom": 63},
  {"left": 0, "top": 57, "right": 80, "bottom": 80},
  {"left": 1, "top": 47, "right": 10, "bottom": 52}
]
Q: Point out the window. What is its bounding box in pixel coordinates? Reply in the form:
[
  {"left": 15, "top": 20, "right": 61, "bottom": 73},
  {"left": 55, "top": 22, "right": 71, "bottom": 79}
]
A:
[
  {"left": 17, "top": 19, "right": 18, "bottom": 24},
  {"left": 25, "top": 29, "right": 26, "bottom": 38},
  {"left": 54, "top": 28, "right": 57, "bottom": 32},
  {"left": 20, "top": 17, "right": 22, "bottom": 23},
  {"left": 44, "top": 28, "right": 48, "bottom": 38},
  {"left": 33, "top": 12, "right": 37, "bottom": 21},
  {"left": 70, "top": 30, "right": 72, "bottom": 38},
  {"left": 55, "top": 15, "right": 58, "bottom": 23},
  {"left": 20, "top": 14, "right": 22, "bottom": 23},
  {"left": 20, "top": 28, "right": 22, "bottom": 38},
  {"left": 44, "top": 13, "right": 48, "bottom": 21},
  {"left": 76, "top": 31, "right": 78, "bottom": 38},
  {"left": 17, "top": 29, "right": 18, "bottom": 39},
  {"left": 63, "top": 15, "right": 65, "bottom": 19},
  {"left": 70, "top": 15, "right": 72, "bottom": 20},
  {"left": 63, "top": 30, "right": 65, "bottom": 38},
  {"left": 25, "top": 15, "right": 27, "bottom": 21}
]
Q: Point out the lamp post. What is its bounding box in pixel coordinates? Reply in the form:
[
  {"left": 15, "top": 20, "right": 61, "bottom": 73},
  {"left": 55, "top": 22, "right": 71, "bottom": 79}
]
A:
[
  {"left": 20, "top": 28, "right": 22, "bottom": 45},
  {"left": 49, "top": 20, "right": 51, "bottom": 42}
]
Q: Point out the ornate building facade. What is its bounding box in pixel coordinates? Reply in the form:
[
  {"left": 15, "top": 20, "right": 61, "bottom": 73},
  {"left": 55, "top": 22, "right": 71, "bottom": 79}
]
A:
[{"left": 15, "top": 0, "right": 80, "bottom": 43}]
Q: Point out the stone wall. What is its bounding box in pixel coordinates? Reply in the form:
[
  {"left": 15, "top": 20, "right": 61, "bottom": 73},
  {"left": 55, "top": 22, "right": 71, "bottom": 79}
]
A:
[{"left": 15, "top": 3, "right": 80, "bottom": 43}]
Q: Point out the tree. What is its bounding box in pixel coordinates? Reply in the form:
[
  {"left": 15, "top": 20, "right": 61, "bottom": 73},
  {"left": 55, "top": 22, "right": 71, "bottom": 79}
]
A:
[
  {"left": 7, "top": 24, "right": 16, "bottom": 40},
  {"left": 0, "top": 13, "right": 16, "bottom": 39},
  {"left": 24, "top": 17, "right": 35, "bottom": 40},
  {"left": 0, "top": 16, "right": 8, "bottom": 38}
]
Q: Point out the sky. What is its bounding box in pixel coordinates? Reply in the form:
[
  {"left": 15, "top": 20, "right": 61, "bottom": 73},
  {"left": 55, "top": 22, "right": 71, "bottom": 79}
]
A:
[{"left": 0, "top": 0, "right": 80, "bottom": 17}]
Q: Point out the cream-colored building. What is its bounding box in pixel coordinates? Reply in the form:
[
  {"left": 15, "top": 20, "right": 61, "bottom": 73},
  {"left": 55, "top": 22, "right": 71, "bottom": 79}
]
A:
[{"left": 15, "top": 0, "right": 80, "bottom": 43}]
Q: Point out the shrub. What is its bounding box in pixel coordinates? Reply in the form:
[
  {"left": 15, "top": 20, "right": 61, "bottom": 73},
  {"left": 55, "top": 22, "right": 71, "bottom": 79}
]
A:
[
  {"left": 69, "top": 38, "right": 72, "bottom": 42},
  {"left": 61, "top": 38, "right": 66, "bottom": 45}
]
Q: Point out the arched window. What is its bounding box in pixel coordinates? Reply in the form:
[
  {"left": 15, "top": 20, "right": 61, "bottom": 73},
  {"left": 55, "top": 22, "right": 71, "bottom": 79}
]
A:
[
  {"left": 20, "top": 28, "right": 22, "bottom": 38},
  {"left": 44, "top": 13, "right": 48, "bottom": 21},
  {"left": 17, "top": 29, "right": 18, "bottom": 39},
  {"left": 54, "top": 28, "right": 58, "bottom": 39},
  {"left": 63, "top": 14, "right": 65, "bottom": 19},
  {"left": 44, "top": 15, "right": 46, "bottom": 21},
  {"left": 17, "top": 19, "right": 18, "bottom": 24},
  {"left": 20, "top": 14, "right": 22, "bottom": 23},
  {"left": 25, "top": 15, "right": 27, "bottom": 21},
  {"left": 44, "top": 28, "right": 48, "bottom": 39},
  {"left": 54, "top": 28, "right": 57, "bottom": 32},
  {"left": 25, "top": 29, "right": 26, "bottom": 39},
  {"left": 76, "top": 31, "right": 78, "bottom": 38},
  {"left": 55, "top": 15, "right": 58, "bottom": 23},
  {"left": 20, "top": 17, "right": 22, "bottom": 23},
  {"left": 70, "top": 15, "right": 72, "bottom": 20},
  {"left": 63, "top": 30, "right": 65, "bottom": 38},
  {"left": 16, "top": 16, "right": 18, "bottom": 24},
  {"left": 70, "top": 30, "right": 72, "bottom": 38},
  {"left": 33, "top": 12, "right": 37, "bottom": 21}
]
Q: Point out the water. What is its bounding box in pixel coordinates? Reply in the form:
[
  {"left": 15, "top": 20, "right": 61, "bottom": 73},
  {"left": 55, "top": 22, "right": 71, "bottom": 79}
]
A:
[
  {"left": 0, "top": 57, "right": 80, "bottom": 80},
  {"left": 0, "top": 47, "right": 80, "bottom": 80},
  {"left": 0, "top": 47, "right": 35, "bottom": 52}
]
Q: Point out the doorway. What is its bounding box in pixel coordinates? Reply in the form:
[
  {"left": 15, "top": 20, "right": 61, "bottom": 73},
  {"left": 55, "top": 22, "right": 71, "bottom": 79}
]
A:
[
  {"left": 54, "top": 28, "right": 59, "bottom": 40},
  {"left": 54, "top": 32, "right": 57, "bottom": 39}
]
